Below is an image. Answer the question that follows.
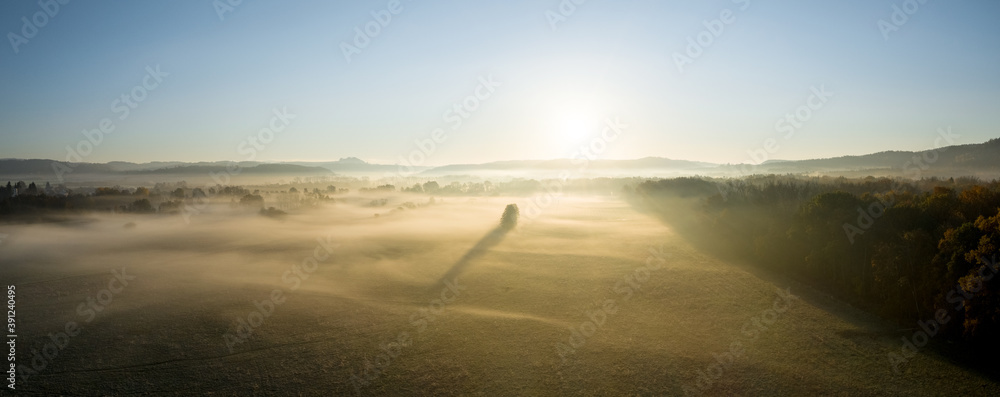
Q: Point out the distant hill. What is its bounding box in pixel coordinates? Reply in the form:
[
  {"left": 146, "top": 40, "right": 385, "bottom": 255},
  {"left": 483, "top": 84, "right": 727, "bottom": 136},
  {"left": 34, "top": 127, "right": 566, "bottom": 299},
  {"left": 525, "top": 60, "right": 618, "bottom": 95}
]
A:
[
  {"left": 129, "top": 163, "right": 329, "bottom": 174},
  {"left": 0, "top": 159, "right": 327, "bottom": 178},
  {"left": 106, "top": 161, "right": 190, "bottom": 172},
  {"left": 420, "top": 157, "right": 716, "bottom": 176},
  {"left": 726, "top": 138, "right": 1000, "bottom": 178},
  {"left": 282, "top": 157, "right": 423, "bottom": 174},
  {"left": 1, "top": 137, "right": 997, "bottom": 180},
  {"left": 0, "top": 159, "right": 116, "bottom": 175}
]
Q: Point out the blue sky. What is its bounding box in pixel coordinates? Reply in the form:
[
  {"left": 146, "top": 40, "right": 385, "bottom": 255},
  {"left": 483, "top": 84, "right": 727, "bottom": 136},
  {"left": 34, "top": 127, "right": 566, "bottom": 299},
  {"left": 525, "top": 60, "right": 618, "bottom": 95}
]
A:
[{"left": 1, "top": 0, "right": 998, "bottom": 165}]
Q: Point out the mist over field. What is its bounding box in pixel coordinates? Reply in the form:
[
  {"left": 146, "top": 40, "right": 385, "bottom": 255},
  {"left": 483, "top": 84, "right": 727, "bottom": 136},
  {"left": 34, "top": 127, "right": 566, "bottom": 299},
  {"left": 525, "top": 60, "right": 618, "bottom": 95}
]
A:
[{"left": 1, "top": 177, "right": 998, "bottom": 395}]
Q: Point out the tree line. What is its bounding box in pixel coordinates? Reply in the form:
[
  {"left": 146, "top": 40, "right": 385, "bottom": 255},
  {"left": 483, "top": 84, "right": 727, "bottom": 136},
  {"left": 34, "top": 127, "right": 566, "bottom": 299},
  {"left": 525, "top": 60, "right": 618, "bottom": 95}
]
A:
[
  {"left": 630, "top": 175, "right": 1000, "bottom": 362},
  {"left": 0, "top": 182, "right": 325, "bottom": 218}
]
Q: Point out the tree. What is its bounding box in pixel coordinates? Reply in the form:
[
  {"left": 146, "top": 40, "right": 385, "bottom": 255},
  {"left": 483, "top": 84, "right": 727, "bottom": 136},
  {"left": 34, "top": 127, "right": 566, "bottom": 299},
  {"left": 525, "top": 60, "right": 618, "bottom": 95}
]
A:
[
  {"left": 95, "top": 187, "right": 122, "bottom": 196},
  {"left": 956, "top": 210, "right": 1000, "bottom": 343},
  {"left": 500, "top": 204, "right": 519, "bottom": 231},
  {"left": 260, "top": 207, "right": 288, "bottom": 218},
  {"left": 240, "top": 194, "right": 265, "bottom": 208},
  {"left": 958, "top": 185, "right": 1000, "bottom": 220},
  {"left": 171, "top": 188, "right": 185, "bottom": 199},
  {"left": 129, "top": 199, "right": 154, "bottom": 213},
  {"left": 158, "top": 200, "right": 182, "bottom": 214}
]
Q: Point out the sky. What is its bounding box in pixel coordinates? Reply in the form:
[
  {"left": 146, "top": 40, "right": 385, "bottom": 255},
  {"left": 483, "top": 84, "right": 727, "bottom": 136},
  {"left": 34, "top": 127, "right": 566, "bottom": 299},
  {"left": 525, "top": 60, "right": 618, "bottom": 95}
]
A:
[{"left": 0, "top": 0, "right": 998, "bottom": 166}]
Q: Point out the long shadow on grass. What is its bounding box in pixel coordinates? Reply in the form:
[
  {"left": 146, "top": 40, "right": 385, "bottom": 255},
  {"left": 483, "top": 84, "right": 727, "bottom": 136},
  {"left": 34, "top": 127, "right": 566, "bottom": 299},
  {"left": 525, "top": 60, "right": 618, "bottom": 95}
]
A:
[
  {"left": 624, "top": 193, "right": 1000, "bottom": 383},
  {"left": 433, "top": 226, "right": 510, "bottom": 287}
]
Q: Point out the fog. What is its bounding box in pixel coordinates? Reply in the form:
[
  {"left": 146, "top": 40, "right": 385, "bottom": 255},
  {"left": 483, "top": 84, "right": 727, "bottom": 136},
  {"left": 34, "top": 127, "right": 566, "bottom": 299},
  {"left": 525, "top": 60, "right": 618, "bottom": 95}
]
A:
[
  {"left": 4, "top": 194, "right": 517, "bottom": 298},
  {"left": 3, "top": 184, "right": 998, "bottom": 395}
]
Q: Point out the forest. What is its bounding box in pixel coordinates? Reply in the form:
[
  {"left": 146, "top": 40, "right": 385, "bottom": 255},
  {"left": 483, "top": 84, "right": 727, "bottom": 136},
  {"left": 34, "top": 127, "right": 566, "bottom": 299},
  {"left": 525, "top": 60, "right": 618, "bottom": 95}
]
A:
[{"left": 630, "top": 175, "right": 1000, "bottom": 365}]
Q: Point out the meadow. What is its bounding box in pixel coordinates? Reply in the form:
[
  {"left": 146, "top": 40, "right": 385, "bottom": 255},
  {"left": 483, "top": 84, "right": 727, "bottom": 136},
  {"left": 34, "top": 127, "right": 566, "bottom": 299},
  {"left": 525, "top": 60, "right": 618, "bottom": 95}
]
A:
[{"left": 3, "top": 192, "right": 997, "bottom": 395}]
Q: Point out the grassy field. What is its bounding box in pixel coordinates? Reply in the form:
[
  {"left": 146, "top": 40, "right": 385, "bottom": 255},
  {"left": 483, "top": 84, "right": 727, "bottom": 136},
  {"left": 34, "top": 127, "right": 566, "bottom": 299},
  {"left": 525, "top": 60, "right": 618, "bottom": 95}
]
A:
[{"left": 3, "top": 195, "right": 998, "bottom": 395}]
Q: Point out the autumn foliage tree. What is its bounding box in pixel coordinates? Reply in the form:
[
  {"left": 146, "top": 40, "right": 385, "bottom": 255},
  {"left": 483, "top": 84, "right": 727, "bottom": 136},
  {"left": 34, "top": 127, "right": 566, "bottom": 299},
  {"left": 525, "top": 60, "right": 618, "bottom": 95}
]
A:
[{"left": 633, "top": 175, "right": 1000, "bottom": 358}]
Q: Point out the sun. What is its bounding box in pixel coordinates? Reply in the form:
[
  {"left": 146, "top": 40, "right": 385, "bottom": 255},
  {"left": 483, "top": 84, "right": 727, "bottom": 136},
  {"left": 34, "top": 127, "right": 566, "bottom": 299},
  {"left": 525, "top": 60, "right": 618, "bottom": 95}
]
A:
[
  {"left": 539, "top": 94, "right": 607, "bottom": 151},
  {"left": 553, "top": 113, "right": 597, "bottom": 144}
]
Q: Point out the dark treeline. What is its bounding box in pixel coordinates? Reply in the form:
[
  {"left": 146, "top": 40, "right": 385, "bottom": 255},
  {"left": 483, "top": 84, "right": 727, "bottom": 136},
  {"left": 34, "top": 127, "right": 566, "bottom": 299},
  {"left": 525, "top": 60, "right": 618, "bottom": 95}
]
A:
[
  {"left": 630, "top": 175, "right": 1000, "bottom": 362},
  {"left": 0, "top": 181, "right": 330, "bottom": 218},
  {"left": 0, "top": 177, "right": 639, "bottom": 219}
]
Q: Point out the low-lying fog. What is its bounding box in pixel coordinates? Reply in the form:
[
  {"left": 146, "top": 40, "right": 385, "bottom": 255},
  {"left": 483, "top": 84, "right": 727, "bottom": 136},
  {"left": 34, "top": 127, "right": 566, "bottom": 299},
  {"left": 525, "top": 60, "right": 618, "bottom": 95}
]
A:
[{"left": 3, "top": 189, "right": 997, "bottom": 395}]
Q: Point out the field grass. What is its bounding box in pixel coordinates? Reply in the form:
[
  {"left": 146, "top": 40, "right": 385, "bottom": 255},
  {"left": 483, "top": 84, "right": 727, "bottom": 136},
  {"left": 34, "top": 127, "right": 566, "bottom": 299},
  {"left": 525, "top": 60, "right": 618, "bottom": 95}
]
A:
[{"left": 3, "top": 195, "right": 998, "bottom": 395}]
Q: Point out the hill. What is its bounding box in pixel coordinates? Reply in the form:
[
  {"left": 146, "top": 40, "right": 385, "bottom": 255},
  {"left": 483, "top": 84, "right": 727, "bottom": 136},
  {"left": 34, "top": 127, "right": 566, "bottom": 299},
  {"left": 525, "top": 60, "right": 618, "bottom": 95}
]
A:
[{"left": 1, "top": 137, "right": 998, "bottom": 180}]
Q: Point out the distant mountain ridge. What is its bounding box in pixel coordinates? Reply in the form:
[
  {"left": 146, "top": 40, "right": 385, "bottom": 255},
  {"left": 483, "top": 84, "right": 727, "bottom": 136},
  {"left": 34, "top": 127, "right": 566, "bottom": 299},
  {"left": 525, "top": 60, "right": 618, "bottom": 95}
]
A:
[
  {"left": 731, "top": 138, "right": 1000, "bottom": 177},
  {"left": 0, "top": 160, "right": 327, "bottom": 176},
  {"left": 1, "top": 137, "right": 998, "bottom": 179},
  {"left": 282, "top": 157, "right": 420, "bottom": 173},
  {"left": 127, "top": 163, "right": 329, "bottom": 175},
  {"left": 418, "top": 157, "right": 716, "bottom": 176}
]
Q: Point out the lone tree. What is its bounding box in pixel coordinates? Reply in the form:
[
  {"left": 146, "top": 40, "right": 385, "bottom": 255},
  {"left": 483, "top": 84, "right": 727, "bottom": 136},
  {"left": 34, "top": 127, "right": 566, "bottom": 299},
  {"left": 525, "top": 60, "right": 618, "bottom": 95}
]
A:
[{"left": 500, "top": 204, "right": 519, "bottom": 231}]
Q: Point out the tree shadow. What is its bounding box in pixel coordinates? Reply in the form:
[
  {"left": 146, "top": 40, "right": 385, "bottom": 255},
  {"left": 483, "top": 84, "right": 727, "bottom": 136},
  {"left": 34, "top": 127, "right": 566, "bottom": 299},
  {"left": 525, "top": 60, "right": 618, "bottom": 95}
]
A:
[
  {"left": 433, "top": 226, "right": 510, "bottom": 287},
  {"left": 624, "top": 193, "right": 1000, "bottom": 383}
]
